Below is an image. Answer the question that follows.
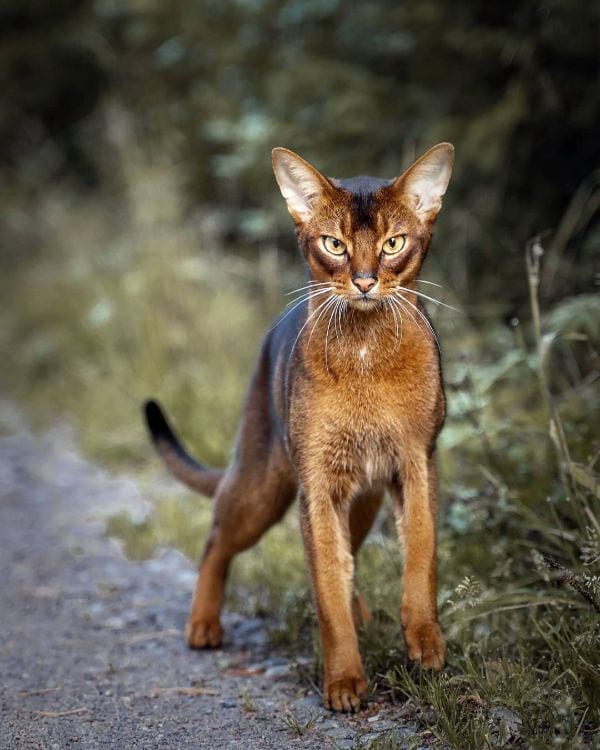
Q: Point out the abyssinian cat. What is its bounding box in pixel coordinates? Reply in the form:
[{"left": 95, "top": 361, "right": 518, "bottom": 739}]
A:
[{"left": 144, "top": 142, "right": 454, "bottom": 712}]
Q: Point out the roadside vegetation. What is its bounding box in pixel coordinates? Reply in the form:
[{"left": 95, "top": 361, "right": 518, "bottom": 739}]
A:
[{"left": 1, "top": 151, "right": 598, "bottom": 748}]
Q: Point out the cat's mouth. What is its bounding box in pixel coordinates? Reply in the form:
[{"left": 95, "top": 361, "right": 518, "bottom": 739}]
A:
[{"left": 348, "top": 293, "right": 379, "bottom": 310}]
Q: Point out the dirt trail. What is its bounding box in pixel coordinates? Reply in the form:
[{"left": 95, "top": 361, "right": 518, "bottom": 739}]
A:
[{"left": 0, "top": 417, "right": 422, "bottom": 749}]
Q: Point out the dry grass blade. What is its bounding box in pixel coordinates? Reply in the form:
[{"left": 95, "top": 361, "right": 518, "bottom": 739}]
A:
[
  {"left": 123, "top": 628, "right": 180, "bottom": 644},
  {"left": 540, "top": 554, "right": 600, "bottom": 613},
  {"left": 19, "top": 688, "right": 60, "bottom": 698},
  {"left": 225, "top": 667, "right": 264, "bottom": 676},
  {"left": 36, "top": 707, "right": 88, "bottom": 718},
  {"left": 148, "top": 686, "right": 220, "bottom": 697},
  {"left": 282, "top": 709, "right": 317, "bottom": 736},
  {"left": 569, "top": 463, "right": 600, "bottom": 500}
]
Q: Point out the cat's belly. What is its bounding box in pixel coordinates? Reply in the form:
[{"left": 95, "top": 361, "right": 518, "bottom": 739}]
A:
[
  {"left": 326, "top": 414, "right": 412, "bottom": 487},
  {"left": 289, "top": 389, "right": 427, "bottom": 487}
]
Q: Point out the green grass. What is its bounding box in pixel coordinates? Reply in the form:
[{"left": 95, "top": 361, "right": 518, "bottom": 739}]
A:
[{"left": 2, "top": 172, "right": 599, "bottom": 748}]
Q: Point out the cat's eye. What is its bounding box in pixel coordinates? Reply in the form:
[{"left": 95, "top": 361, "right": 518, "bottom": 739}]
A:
[
  {"left": 321, "top": 235, "right": 347, "bottom": 255},
  {"left": 382, "top": 235, "right": 407, "bottom": 255}
]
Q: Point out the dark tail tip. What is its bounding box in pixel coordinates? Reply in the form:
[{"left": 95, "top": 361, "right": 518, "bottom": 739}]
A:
[{"left": 143, "top": 398, "right": 174, "bottom": 445}]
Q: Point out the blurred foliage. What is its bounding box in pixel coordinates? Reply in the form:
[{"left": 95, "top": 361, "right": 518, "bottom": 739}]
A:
[
  {"left": 0, "top": 148, "right": 280, "bottom": 466},
  {"left": 1, "top": 0, "right": 599, "bottom": 311}
]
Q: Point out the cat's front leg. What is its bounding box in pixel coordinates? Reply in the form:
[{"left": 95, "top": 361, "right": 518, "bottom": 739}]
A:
[
  {"left": 298, "top": 487, "right": 367, "bottom": 712},
  {"left": 391, "top": 452, "right": 445, "bottom": 670}
]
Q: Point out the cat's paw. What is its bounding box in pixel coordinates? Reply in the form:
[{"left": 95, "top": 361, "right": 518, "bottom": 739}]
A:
[
  {"left": 404, "top": 621, "right": 445, "bottom": 670},
  {"left": 323, "top": 676, "right": 368, "bottom": 713},
  {"left": 185, "top": 618, "right": 223, "bottom": 649}
]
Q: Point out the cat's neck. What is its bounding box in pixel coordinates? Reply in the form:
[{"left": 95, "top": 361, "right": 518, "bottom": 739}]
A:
[{"left": 301, "top": 288, "right": 435, "bottom": 377}]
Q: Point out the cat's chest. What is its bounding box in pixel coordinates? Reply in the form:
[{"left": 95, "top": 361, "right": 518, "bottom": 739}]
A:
[
  {"left": 299, "top": 346, "right": 438, "bottom": 430},
  {"left": 287, "top": 342, "right": 441, "bottom": 484},
  {"left": 356, "top": 344, "right": 372, "bottom": 367},
  {"left": 330, "top": 336, "right": 435, "bottom": 395},
  {"left": 289, "top": 322, "right": 441, "bottom": 450},
  {"left": 351, "top": 343, "right": 399, "bottom": 374}
]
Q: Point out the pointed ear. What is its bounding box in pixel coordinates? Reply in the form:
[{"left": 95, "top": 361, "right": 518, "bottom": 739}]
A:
[
  {"left": 272, "top": 147, "right": 332, "bottom": 222},
  {"left": 394, "top": 143, "right": 454, "bottom": 221}
]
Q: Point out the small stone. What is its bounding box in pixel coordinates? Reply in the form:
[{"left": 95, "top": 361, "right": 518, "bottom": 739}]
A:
[
  {"left": 292, "top": 694, "right": 322, "bottom": 710},
  {"left": 332, "top": 740, "right": 354, "bottom": 750},
  {"left": 264, "top": 665, "right": 290, "bottom": 678},
  {"left": 360, "top": 733, "right": 380, "bottom": 743},
  {"left": 373, "top": 720, "right": 395, "bottom": 732},
  {"left": 245, "top": 662, "right": 265, "bottom": 672},
  {"left": 261, "top": 656, "right": 288, "bottom": 668},
  {"left": 322, "top": 726, "right": 352, "bottom": 740}
]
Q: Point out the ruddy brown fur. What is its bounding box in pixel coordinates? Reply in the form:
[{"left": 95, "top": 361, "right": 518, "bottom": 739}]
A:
[{"left": 145, "top": 142, "right": 454, "bottom": 712}]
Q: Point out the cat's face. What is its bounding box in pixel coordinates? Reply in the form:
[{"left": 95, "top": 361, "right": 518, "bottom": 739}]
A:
[{"left": 272, "top": 144, "right": 453, "bottom": 310}]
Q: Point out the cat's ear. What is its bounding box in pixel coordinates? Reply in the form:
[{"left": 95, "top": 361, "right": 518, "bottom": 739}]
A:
[
  {"left": 394, "top": 143, "right": 454, "bottom": 221},
  {"left": 272, "top": 148, "right": 332, "bottom": 222}
]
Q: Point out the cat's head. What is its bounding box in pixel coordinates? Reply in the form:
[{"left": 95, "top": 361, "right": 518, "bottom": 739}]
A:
[{"left": 272, "top": 144, "right": 453, "bottom": 310}]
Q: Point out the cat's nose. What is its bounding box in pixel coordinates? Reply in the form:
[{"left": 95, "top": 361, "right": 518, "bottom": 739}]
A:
[{"left": 352, "top": 275, "right": 377, "bottom": 294}]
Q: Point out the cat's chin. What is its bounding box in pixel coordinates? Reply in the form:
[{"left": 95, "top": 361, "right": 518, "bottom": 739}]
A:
[{"left": 348, "top": 296, "right": 380, "bottom": 311}]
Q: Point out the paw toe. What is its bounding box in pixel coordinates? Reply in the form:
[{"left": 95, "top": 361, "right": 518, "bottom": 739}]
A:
[
  {"left": 185, "top": 619, "right": 223, "bottom": 649},
  {"left": 324, "top": 677, "right": 367, "bottom": 713},
  {"left": 405, "top": 621, "right": 445, "bottom": 670}
]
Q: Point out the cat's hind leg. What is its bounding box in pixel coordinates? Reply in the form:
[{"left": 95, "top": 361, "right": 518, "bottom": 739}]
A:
[
  {"left": 349, "top": 486, "right": 384, "bottom": 628},
  {"left": 186, "top": 438, "right": 296, "bottom": 648}
]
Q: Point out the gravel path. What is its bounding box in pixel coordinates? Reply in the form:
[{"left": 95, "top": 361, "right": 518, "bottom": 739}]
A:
[{"left": 0, "top": 417, "right": 422, "bottom": 749}]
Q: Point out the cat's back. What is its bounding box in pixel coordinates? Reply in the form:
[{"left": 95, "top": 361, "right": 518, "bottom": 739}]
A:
[{"left": 262, "top": 298, "right": 310, "bottom": 438}]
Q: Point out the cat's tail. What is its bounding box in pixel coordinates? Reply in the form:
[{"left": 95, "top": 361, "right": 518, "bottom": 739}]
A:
[{"left": 143, "top": 399, "right": 224, "bottom": 497}]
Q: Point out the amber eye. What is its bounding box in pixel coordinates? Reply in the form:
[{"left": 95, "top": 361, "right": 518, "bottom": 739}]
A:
[
  {"left": 322, "top": 235, "right": 347, "bottom": 255},
  {"left": 382, "top": 235, "right": 407, "bottom": 255}
]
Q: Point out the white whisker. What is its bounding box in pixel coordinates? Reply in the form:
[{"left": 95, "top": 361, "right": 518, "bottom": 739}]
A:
[
  {"left": 396, "top": 285, "right": 461, "bottom": 313},
  {"left": 391, "top": 301, "right": 399, "bottom": 340},
  {"left": 270, "top": 288, "right": 332, "bottom": 333},
  {"left": 289, "top": 294, "right": 335, "bottom": 359},
  {"left": 334, "top": 298, "right": 342, "bottom": 340},
  {"left": 389, "top": 293, "right": 416, "bottom": 324},
  {"left": 335, "top": 298, "right": 347, "bottom": 345},
  {"left": 324, "top": 298, "right": 339, "bottom": 374},
  {"left": 387, "top": 295, "right": 405, "bottom": 343},
  {"left": 386, "top": 297, "right": 399, "bottom": 339},
  {"left": 341, "top": 298, "right": 349, "bottom": 331},
  {"left": 285, "top": 287, "right": 332, "bottom": 307},
  {"left": 394, "top": 291, "right": 441, "bottom": 352},
  {"left": 308, "top": 295, "right": 338, "bottom": 347},
  {"left": 417, "top": 279, "right": 444, "bottom": 289},
  {"left": 271, "top": 292, "right": 330, "bottom": 332},
  {"left": 284, "top": 281, "right": 332, "bottom": 296}
]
